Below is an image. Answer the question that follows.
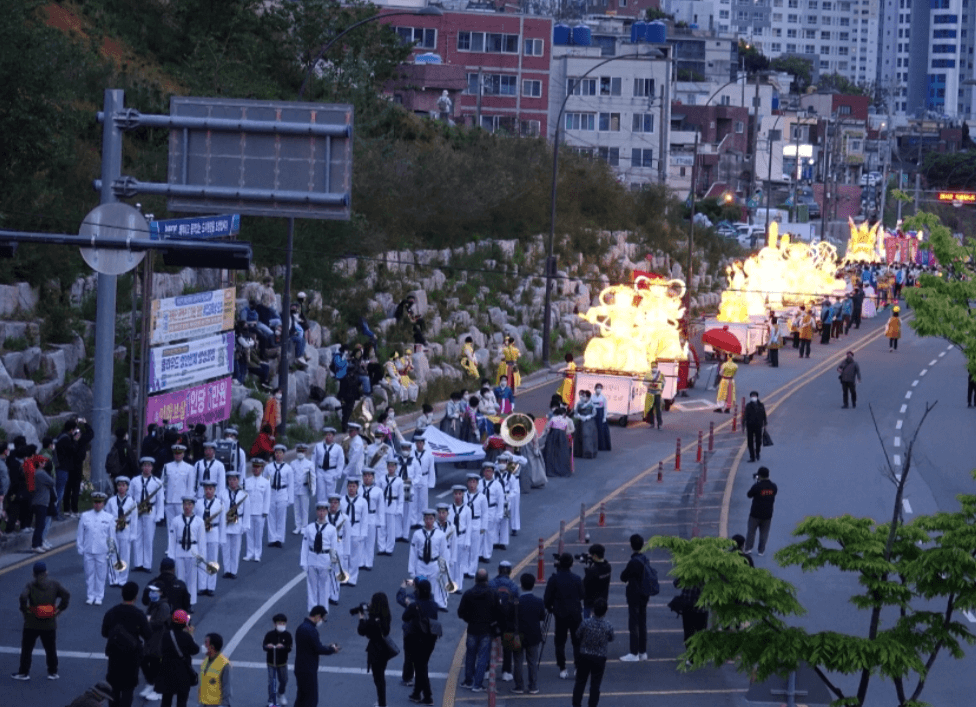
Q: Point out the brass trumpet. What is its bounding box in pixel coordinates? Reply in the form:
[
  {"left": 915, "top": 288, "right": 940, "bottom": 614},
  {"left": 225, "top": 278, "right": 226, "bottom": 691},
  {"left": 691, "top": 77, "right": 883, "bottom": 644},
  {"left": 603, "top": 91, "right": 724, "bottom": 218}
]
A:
[
  {"left": 330, "top": 549, "right": 350, "bottom": 584},
  {"left": 193, "top": 553, "right": 220, "bottom": 575},
  {"left": 437, "top": 557, "right": 459, "bottom": 594}
]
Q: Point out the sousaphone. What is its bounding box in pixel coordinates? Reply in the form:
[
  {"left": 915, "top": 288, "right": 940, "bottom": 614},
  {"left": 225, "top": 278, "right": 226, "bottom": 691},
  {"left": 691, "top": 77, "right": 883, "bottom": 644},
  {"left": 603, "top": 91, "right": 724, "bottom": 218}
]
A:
[{"left": 500, "top": 413, "right": 536, "bottom": 448}]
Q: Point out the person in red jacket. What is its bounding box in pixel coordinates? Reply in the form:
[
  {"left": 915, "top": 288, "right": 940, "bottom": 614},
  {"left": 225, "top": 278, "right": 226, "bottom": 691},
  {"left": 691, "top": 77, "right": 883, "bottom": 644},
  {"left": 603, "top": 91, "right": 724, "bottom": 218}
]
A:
[{"left": 250, "top": 424, "right": 276, "bottom": 461}]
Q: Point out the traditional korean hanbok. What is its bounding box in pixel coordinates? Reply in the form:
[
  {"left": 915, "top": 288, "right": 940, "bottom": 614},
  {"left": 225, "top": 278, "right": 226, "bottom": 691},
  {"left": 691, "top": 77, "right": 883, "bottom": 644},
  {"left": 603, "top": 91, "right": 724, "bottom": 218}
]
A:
[
  {"left": 557, "top": 361, "right": 576, "bottom": 406},
  {"left": 862, "top": 283, "right": 878, "bottom": 318},
  {"left": 715, "top": 356, "right": 738, "bottom": 413},
  {"left": 591, "top": 390, "right": 612, "bottom": 451},
  {"left": 573, "top": 398, "right": 598, "bottom": 459},
  {"left": 542, "top": 412, "right": 574, "bottom": 477}
]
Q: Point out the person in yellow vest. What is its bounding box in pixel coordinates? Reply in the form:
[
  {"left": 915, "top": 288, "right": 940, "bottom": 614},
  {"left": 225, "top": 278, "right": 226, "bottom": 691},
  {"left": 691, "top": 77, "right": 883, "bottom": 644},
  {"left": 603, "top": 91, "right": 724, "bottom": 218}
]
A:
[
  {"left": 885, "top": 306, "right": 902, "bottom": 352},
  {"left": 643, "top": 362, "right": 665, "bottom": 429},
  {"left": 715, "top": 353, "right": 738, "bottom": 413},
  {"left": 198, "top": 632, "right": 232, "bottom": 707}
]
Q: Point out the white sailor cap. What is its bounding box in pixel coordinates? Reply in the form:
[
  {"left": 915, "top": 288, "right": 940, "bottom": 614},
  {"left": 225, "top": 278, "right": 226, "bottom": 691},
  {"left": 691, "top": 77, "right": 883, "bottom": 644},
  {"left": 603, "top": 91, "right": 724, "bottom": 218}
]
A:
[
  {"left": 296, "top": 442, "right": 309, "bottom": 450},
  {"left": 481, "top": 461, "right": 495, "bottom": 470},
  {"left": 203, "top": 441, "right": 217, "bottom": 448},
  {"left": 451, "top": 484, "right": 466, "bottom": 492},
  {"left": 499, "top": 560, "right": 513, "bottom": 568},
  {"left": 181, "top": 495, "right": 196, "bottom": 503},
  {"left": 251, "top": 458, "right": 267, "bottom": 467},
  {"left": 386, "top": 458, "right": 398, "bottom": 466},
  {"left": 348, "top": 422, "right": 362, "bottom": 430},
  {"left": 346, "top": 476, "right": 361, "bottom": 485},
  {"left": 115, "top": 476, "right": 130, "bottom": 485},
  {"left": 323, "top": 426, "right": 337, "bottom": 434},
  {"left": 400, "top": 441, "right": 413, "bottom": 449},
  {"left": 201, "top": 479, "right": 217, "bottom": 487},
  {"left": 172, "top": 444, "right": 187, "bottom": 452},
  {"left": 225, "top": 470, "right": 240, "bottom": 477},
  {"left": 91, "top": 492, "right": 108, "bottom": 501},
  {"left": 316, "top": 501, "right": 329, "bottom": 509},
  {"left": 422, "top": 508, "right": 436, "bottom": 516},
  {"left": 327, "top": 493, "right": 341, "bottom": 501},
  {"left": 273, "top": 444, "right": 287, "bottom": 452},
  {"left": 224, "top": 427, "right": 239, "bottom": 437},
  {"left": 140, "top": 456, "right": 155, "bottom": 464},
  {"left": 497, "top": 452, "right": 512, "bottom": 461},
  {"left": 435, "top": 502, "right": 450, "bottom": 511},
  {"left": 466, "top": 473, "right": 481, "bottom": 480}
]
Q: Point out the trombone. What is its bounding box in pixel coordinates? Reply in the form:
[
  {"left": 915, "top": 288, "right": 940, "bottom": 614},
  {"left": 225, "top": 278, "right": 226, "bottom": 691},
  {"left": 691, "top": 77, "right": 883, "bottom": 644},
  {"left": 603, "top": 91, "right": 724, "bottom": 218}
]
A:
[
  {"left": 193, "top": 553, "right": 220, "bottom": 576},
  {"left": 437, "top": 557, "right": 459, "bottom": 595},
  {"left": 329, "top": 548, "right": 350, "bottom": 584},
  {"left": 109, "top": 537, "right": 127, "bottom": 575}
]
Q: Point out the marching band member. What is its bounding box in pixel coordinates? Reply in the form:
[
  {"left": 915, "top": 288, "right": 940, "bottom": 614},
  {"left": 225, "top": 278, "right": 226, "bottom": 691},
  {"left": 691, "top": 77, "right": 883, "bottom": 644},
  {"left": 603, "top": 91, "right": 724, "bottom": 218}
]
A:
[
  {"left": 265, "top": 444, "right": 294, "bottom": 548},
  {"left": 342, "top": 477, "right": 368, "bottom": 586},
  {"left": 497, "top": 452, "right": 525, "bottom": 540},
  {"left": 77, "top": 491, "right": 116, "bottom": 605},
  {"left": 480, "top": 461, "right": 505, "bottom": 558},
  {"left": 221, "top": 470, "right": 248, "bottom": 579},
  {"left": 166, "top": 495, "right": 205, "bottom": 606},
  {"left": 324, "top": 494, "right": 348, "bottom": 605},
  {"left": 340, "top": 422, "right": 365, "bottom": 492},
  {"left": 222, "top": 427, "right": 247, "bottom": 476},
  {"left": 105, "top": 476, "right": 137, "bottom": 587},
  {"left": 300, "top": 501, "right": 338, "bottom": 612},
  {"left": 195, "top": 480, "right": 224, "bottom": 597},
  {"left": 243, "top": 459, "right": 272, "bottom": 562},
  {"left": 313, "top": 427, "right": 344, "bottom": 506},
  {"left": 463, "top": 473, "right": 489, "bottom": 578},
  {"left": 411, "top": 435, "right": 435, "bottom": 528},
  {"left": 130, "top": 456, "right": 164, "bottom": 573},
  {"left": 397, "top": 441, "right": 419, "bottom": 540},
  {"left": 360, "top": 468, "right": 384, "bottom": 570},
  {"left": 377, "top": 459, "right": 403, "bottom": 556},
  {"left": 292, "top": 442, "right": 316, "bottom": 534},
  {"left": 162, "top": 444, "right": 194, "bottom": 527},
  {"left": 448, "top": 486, "right": 472, "bottom": 593},
  {"left": 436, "top": 503, "right": 458, "bottom": 603},
  {"left": 194, "top": 441, "right": 226, "bottom": 499},
  {"left": 409, "top": 509, "right": 449, "bottom": 610}
]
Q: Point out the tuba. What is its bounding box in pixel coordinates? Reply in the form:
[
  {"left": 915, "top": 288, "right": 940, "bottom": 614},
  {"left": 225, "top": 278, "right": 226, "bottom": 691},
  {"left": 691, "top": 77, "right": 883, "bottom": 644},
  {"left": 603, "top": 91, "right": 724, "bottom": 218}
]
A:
[
  {"left": 330, "top": 548, "right": 350, "bottom": 584},
  {"left": 437, "top": 557, "right": 459, "bottom": 595},
  {"left": 500, "top": 413, "right": 537, "bottom": 448},
  {"left": 193, "top": 553, "right": 220, "bottom": 575},
  {"left": 368, "top": 443, "right": 391, "bottom": 470}
]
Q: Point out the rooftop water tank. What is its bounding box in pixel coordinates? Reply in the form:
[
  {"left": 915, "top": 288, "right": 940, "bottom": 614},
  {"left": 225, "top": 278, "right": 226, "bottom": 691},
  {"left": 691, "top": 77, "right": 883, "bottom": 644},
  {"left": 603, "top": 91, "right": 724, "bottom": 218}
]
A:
[
  {"left": 630, "top": 21, "right": 647, "bottom": 43},
  {"left": 647, "top": 20, "right": 667, "bottom": 43},
  {"left": 554, "top": 24, "right": 571, "bottom": 45},
  {"left": 572, "top": 24, "right": 592, "bottom": 46},
  {"left": 415, "top": 53, "right": 442, "bottom": 64}
]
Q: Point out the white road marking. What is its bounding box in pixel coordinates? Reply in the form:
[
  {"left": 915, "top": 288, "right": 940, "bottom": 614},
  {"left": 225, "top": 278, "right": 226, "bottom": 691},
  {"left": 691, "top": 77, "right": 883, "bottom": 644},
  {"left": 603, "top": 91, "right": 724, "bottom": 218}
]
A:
[
  {"left": 930, "top": 360, "right": 938, "bottom": 366},
  {"left": 939, "top": 352, "right": 946, "bottom": 358},
  {"left": 893, "top": 454, "right": 901, "bottom": 466},
  {"left": 224, "top": 571, "right": 307, "bottom": 658},
  {"left": 894, "top": 437, "right": 901, "bottom": 447},
  {"left": 902, "top": 499, "right": 913, "bottom": 514},
  {"left": 896, "top": 420, "right": 903, "bottom": 430},
  {"left": 920, "top": 369, "right": 927, "bottom": 376},
  {"left": 905, "top": 391, "right": 912, "bottom": 399},
  {"left": 964, "top": 610, "right": 976, "bottom": 624},
  {"left": 900, "top": 404, "right": 908, "bottom": 414},
  {"left": 895, "top": 474, "right": 901, "bottom": 482},
  {"left": 948, "top": 345, "right": 955, "bottom": 350},
  {"left": 912, "top": 380, "right": 919, "bottom": 387}
]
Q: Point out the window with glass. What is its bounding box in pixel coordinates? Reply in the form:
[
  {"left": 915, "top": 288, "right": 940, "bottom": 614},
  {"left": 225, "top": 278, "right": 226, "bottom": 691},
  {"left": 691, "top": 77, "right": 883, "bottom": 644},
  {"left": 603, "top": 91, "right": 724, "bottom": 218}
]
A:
[
  {"left": 457, "top": 31, "right": 520, "bottom": 53},
  {"left": 523, "top": 38, "right": 544, "bottom": 56},
  {"left": 395, "top": 27, "right": 436, "bottom": 49},
  {"left": 599, "top": 76, "right": 622, "bottom": 96},
  {"left": 569, "top": 78, "right": 597, "bottom": 95},
  {"left": 597, "top": 147, "right": 620, "bottom": 166},
  {"left": 631, "top": 148, "right": 654, "bottom": 167},
  {"left": 565, "top": 113, "right": 595, "bottom": 130},
  {"left": 522, "top": 79, "right": 542, "bottom": 97},
  {"left": 632, "top": 113, "right": 655, "bottom": 132},
  {"left": 598, "top": 112, "right": 621, "bottom": 131},
  {"left": 519, "top": 120, "right": 541, "bottom": 137},
  {"left": 633, "top": 78, "right": 656, "bottom": 97}
]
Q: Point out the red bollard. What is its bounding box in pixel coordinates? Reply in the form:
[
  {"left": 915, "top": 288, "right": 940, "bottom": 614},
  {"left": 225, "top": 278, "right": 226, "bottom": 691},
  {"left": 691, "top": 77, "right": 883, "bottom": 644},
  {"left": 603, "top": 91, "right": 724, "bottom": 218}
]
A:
[
  {"left": 657, "top": 461, "right": 663, "bottom": 482},
  {"left": 731, "top": 405, "right": 738, "bottom": 432},
  {"left": 708, "top": 421, "right": 714, "bottom": 451},
  {"left": 696, "top": 431, "right": 703, "bottom": 462},
  {"left": 598, "top": 503, "right": 606, "bottom": 527},
  {"left": 578, "top": 503, "right": 586, "bottom": 543},
  {"left": 557, "top": 520, "right": 565, "bottom": 556},
  {"left": 536, "top": 538, "right": 546, "bottom": 582},
  {"left": 675, "top": 438, "right": 681, "bottom": 470}
]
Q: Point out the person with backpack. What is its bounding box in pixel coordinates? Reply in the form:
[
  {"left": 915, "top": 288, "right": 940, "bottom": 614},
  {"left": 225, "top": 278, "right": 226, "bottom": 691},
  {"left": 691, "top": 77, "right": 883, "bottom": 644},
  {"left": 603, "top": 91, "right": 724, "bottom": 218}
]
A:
[
  {"left": 618, "top": 533, "right": 658, "bottom": 662},
  {"left": 458, "top": 569, "right": 499, "bottom": 692},
  {"left": 488, "top": 560, "right": 520, "bottom": 682},
  {"left": 101, "top": 580, "right": 152, "bottom": 707},
  {"left": 140, "top": 582, "right": 172, "bottom": 701},
  {"left": 13, "top": 560, "right": 70, "bottom": 681},
  {"left": 106, "top": 428, "right": 139, "bottom": 483},
  {"left": 543, "top": 553, "right": 585, "bottom": 679},
  {"left": 511, "top": 573, "right": 546, "bottom": 695}
]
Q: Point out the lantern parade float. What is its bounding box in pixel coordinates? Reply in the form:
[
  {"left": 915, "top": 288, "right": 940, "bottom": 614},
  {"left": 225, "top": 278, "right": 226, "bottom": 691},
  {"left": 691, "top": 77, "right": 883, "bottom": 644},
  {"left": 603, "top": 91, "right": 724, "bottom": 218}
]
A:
[
  {"left": 843, "top": 218, "right": 884, "bottom": 264},
  {"left": 704, "top": 222, "right": 847, "bottom": 360},
  {"left": 571, "top": 274, "right": 690, "bottom": 425}
]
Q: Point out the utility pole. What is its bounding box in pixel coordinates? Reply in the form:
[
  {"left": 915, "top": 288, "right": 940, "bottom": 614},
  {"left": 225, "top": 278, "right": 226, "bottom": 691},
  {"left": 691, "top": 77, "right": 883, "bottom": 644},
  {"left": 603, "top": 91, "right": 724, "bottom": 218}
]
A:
[
  {"left": 750, "top": 76, "right": 762, "bottom": 223},
  {"left": 476, "top": 68, "right": 483, "bottom": 128}
]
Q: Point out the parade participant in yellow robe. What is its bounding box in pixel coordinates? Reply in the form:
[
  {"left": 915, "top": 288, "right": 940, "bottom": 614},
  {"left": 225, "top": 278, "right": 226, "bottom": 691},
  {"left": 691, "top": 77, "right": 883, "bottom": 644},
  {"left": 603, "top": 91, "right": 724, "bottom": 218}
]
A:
[
  {"left": 715, "top": 354, "right": 738, "bottom": 413},
  {"left": 557, "top": 353, "right": 576, "bottom": 406},
  {"left": 643, "top": 362, "right": 665, "bottom": 429},
  {"left": 459, "top": 336, "right": 480, "bottom": 378},
  {"left": 496, "top": 336, "right": 522, "bottom": 391}
]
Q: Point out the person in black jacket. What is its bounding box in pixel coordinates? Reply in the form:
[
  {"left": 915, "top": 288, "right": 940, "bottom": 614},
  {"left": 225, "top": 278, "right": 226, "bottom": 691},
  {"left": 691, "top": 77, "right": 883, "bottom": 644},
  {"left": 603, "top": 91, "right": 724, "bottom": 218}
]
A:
[
  {"left": 108, "top": 428, "right": 140, "bottom": 482},
  {"left": 744, "top": 466, "right": 778, "bottom": 557},
  {"left": 743, "top": 391, "right": 767, "bottom": 463},
  {"left": 458, "top": 569, "right": 498, "bottom": 691},
  {"left": 619, "top": 534, "right": 650, "bottom": 662},
  {"left": 263, "top": 613, "right": 293, "bottom": 707},
  {"left": 581, "top": 544, "right": 611, "bottom": 619},
  {"left": 61, "top": 418, "right": 94, "bottom": 518},
  {"left": 142, "top": 558, "right": 191, "bottom": 614},
  {"left": 357, "top": 593, "right": 392, "bottom": 707},
  {"left": 511, "top": 573, "right": 546, "bottom": 695},
  {"left": 402, "top": 580, "right": 439, "bottom": 705},
  {"left": 294, "top": 605, "right": 340, "bottom": 707},
  {"left": 156, "top": 609, "right": 199, "bottom": 707},
  {"left": 543, "top": 553, "right": 584, "bottom": 679},
  {"left": 101, "top": 581, "right": 152, "bottom": 707}
]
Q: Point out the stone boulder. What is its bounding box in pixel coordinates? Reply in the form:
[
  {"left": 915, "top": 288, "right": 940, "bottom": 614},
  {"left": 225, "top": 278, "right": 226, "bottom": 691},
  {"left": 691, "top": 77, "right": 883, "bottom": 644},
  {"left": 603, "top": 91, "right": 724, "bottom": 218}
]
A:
[
  {"left": 20, "top": 346, "right": 41, "bottom": 378},
  {"left": 34, "top": 381, "right": 61, "bottom": 407},
  {"left": 320, "top": 396, "right": 341, "bottom": 412},
  {"left": 11, "top": 398, "right": 46, "bottom": 436},
  {"left": 51, "top": 334, "right": 86, "bottom": 375},
  {"left": 65, "top": 380, "right": 93, "bottom": 419},
  {"left": 0, "top": 283, "right": 39, "bottom": 317},
  {"left": 0, "top": 359, "right": 12, "bottom": 393},
  {"left": 12, "top": 379, "right": 36, "bottom": 397},
  {"left": 291, "top": 369, "right": 310, "bottom": 408},
  {"left": 231, "top": 382, "right": 249, "bottom": 416},
  {"left": 307, "top": 321, "right": 323, "bottom": 348},
  {"left": 307, "top": 363, "right": 327, "bottom": 392},
  {"left": 2, "top": 419, "right": 39, "bottom": 447},
  {"left": 239, "top": 398, "right": 264, "bottom": 429},
  {"left": 0, "top": 398, "right": 9, "bottom": 423},
  {"left": 474, "top": 347, "right": 490, "bottom": 369},
  {"left": 2, "top": 351, "right": 24, "bottom": 379},
  {"left": 297, "top": 404, "right": 324, "bottom": 433},
  {"left": 407, "top": 290, "right": 428, "bottom": 317},
  {"left": 0, "top": 321, "right": 28, "bottom": 343},
  {"left": 411, "top": 351, "right": 430, "bottom": 389},
  {"left": 41, "top": 349, "right": 66, "bottom": 387}
]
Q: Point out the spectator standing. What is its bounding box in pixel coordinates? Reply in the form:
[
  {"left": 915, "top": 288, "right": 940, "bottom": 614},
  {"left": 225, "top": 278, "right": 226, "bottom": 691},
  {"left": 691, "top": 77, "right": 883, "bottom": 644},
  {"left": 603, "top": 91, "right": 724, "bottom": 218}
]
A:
[
  {"left": 101, "top": 580, "right": 152, "bottom": 707},
  {"left": 402, "top": 579, "right": 440, "bottom": 705},
  {"left": 744, "top": 466, "right": 778, "bottom": 557},
  {"left": 743, "top": 391, "right": 768, "bottom": 464},
  {"left": 543, "top": 553, "right": 584, "bottom": 679},
  {"left": 850, "top": 287, "right": 865, "bottom": 331},
  {"left": 13, "top": 560, "right": 69, "bottom": 681},
  {"left": 107, "top": 428, "right": 139, "bottom": 482},
  {"left": 29, "top": 447, "right": 55, "bottom": 553},
  {"left": 143, "top": 557, "right": 192, "bottom": 615},
  {"left": 673, "top": 578, "right": 708, "bottom": 664},
  {"left": 396, "top": 580, "right": 420, "bottom": 688},
  {"left": 619, "top": 534, "right": 657, "bottom": 662},
  {"left": 294, "top": 605, "right": 340, "bottom": 707},
  {"left": 885, "top": 306, "right": 902, "bottom": 351},
  {"left": 0, "top": 443, "right": 8, "bottom": 541},
  {"left": 581, "top": 544, "right": 611, "bottom": 619},
  {"left": 837, "top": 350, "right": 862, "bottom": 409},
  {"left": 140, "top": 582, "right": 172, "bottom": 701},
  {"left": 64, "top": 418, "right": 94, "bottom": 518},
  {"left": 157, "top": 609, "right": 199, "bottom": 707},
  {"left": 53, "top": 419, "right": 78, "bottom": 519},
  {"left": 511, "top": 573, "right": 546, "bottom": 695},
  {"left": 572, "top": 598, "right": 614, "bottom": 707},
  {"left": 262, "top": 613, "right": 292, "bottom": 707},
  {"left": 357, "top": 593, "right": 392, "bottom": 707},
  {"left": 263, "top": 389, "right": 282, "bottom": 437},
  {"left": 457, "top": 568, "right": 497, "bottom": 691},
  {"left": 488, "top": 560, "right": 520, "bottom": 681},
  {"left": 198, "top": 633, "right": 231, "bottom": 707},
  {"left": 767, "top": 317, "right": 781, "bottom": 368},
  {"left": 797, "top": 306, "right": 814, "bottom": 359}
]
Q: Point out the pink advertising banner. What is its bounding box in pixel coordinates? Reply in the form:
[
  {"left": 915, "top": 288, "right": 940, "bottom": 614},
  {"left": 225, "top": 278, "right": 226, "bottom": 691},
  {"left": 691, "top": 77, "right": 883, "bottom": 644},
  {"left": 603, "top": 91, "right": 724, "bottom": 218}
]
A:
[{"left": 146, "top": 377, "right": 232, "bottom": 432}]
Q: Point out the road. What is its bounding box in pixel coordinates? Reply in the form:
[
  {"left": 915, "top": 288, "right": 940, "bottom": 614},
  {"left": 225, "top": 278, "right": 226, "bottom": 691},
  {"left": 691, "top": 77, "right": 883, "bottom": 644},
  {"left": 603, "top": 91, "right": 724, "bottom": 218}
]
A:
[{"left": 2, "top": 305, "right": 973, "bottom": 707}]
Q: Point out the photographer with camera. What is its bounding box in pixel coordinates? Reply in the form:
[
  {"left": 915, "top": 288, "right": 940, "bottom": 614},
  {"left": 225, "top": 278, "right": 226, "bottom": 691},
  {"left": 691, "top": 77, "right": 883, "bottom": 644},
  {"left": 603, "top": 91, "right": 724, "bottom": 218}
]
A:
[
  {"left": 357, "top": 593, "right": 393, "bottom": 707},
  {"left": 581, "top": 544, "right": 611, "bottom": 619},
  {"left": 543, "top": 552, "right": 584, "bottom": 680}
]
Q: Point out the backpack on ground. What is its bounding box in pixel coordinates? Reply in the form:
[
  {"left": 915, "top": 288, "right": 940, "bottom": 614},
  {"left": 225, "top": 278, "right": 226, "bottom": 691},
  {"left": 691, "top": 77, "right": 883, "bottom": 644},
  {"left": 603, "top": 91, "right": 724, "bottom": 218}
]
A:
[{"left": 639, "top": 555, "right": 660, "bottom": 598}]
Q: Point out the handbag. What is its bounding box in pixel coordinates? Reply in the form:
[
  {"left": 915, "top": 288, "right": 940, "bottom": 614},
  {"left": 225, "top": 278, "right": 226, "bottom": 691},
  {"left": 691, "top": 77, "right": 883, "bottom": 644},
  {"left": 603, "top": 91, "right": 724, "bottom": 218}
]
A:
[
  {"left": 29, "top": 586, "right": 57, "bottom": 619},
  {"left": 169, "top": 630, "right": 199, "bottom": 687},
  {"left": 762, "top": 429, "right": 773, "bottom": 447},
  {"left": 383, "top": 634, "right": 401, "bottom": 659},
  {"left": 502, "top": 632, "right": 522, "bottom": 652}
]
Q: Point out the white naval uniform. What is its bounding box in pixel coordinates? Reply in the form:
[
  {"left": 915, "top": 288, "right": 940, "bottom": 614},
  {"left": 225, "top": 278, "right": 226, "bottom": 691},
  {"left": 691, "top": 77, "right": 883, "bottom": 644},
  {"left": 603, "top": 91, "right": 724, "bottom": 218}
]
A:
[
  {"left": 292, "top": 456, "right": 316, "bottom": 532},
  {"left": 76, "top": 508, "right": 116, "bottom": 603},
  {"left": 409, "top": 526, "right": 449, "bottom": 609},
  {"left": 396, "top": 454, "right": 419, "bottom": 539},
  {"left": 130, "top": 473, "right": 164, "bottom": 570},
  {"left": 377, "top": 473, "right": 403, "bottom": 554},
  {"left": 195, "top": 497, "right": 225, "bottom": 592},
  {"left": 340, "top": 435, "right": 364, "bottom": 491},
  {"left": 195, "top": 458, "right": 226, "bottom": 499},
  {"left": 264, "top": 461, "right": 295, "bottom": 544},
  {"left": 410, "top": 448, "right": 436, "bottom": 528},
  {"left": 325, "top": 510, "right": 349, "bottom": 604},
  {"left": 313, "top": 442, "right": 344, "bottom": 504},
  {"left": 360, "top": 483, "right": 384, "bottom": 569},
  {"left": 501, "top": 455, "right": 526, "bottom": 535},
  {"left": 463, "top": 491, "right": 489, "bottom": 577},
  {"left": 300, "top": 521, "right": 338, "bottom": 612},
  {"left": 167, "top": 512, "right": 206, "bottom": 605},
  {"left": 342, "top": 493, "right": 368, "bottom": 585},
  {"left": 104, "top": 493, "right": 137, "bottom": 586},
  {"left": 243, "top": 473, "right": 271, "bottom": 561},
  {"left": 480, "top": 477, "right": 504, "bottom": 559},
  {"left": 436, "top": 520, "right": 458, "bottom": 601},
  {"left": 448, "top": 502, "right": 472, "bottom": 592},
  {"left": 221, "top": 486, "right": 249, "bottom": 577},
  {"left": 162, "top": 460, "right": 194, "bottom": 526}
]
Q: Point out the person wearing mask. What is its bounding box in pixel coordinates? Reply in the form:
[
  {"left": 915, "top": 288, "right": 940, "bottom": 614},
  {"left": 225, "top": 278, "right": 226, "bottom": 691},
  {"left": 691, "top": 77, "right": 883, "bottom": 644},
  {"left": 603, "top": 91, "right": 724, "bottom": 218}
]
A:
[
  {"left": 744, "top": 466, "right": 779, "bottom": 557},
  {"left": 591, "top": 384, "right": 611, "bottom": 452},
  {"left": 13, "top": 560, "right": 70, "bottom": 681},
  {"left": 198, "top": 633, "right": 231, "bottom": 707},
  {"left": 458, "top": 569, "right": 498, "bottom": 691},
  {"left": 294, "top": 606, "right": 340, "bottom": 707},
  {"left": 156, "top": 609, "right": 199, "bottom": 707},
  {"left": 582, "top": 544, "right": 612, "bottom": 619},
  {"left": 572, "top": 598, "right": 614, "bottom": 707},
  {"left": 543, "top": 553, "right": 585, "bottom": 679},
  {"left": 262, "top": 614, "right": 292, "bottom": 707},
  {"left": 101, "top": 581, "right": 152, "bottom": 707},
  {"left": 510, "top": 573, "right": 546, "bottom": 695},
  {"left": 402, "top": 579, "right": 440, "bottom": 705},
  {"left": 142, "top": 557, "right": 191, "bottom": 616},
  {"left": 358, "top": 593, "right": 393, "bottom": 707},
  {"left": 643, "top": 363, "right": 665, "bottom": 429},
  {"left": 396, "top": 578, "right": 420, "bottom": 689},
  {"left": 140, "top": 582, "right": 172, "bottom": 702},
  {"left": 743, "top": 391, "right": 768, "bottom": 464}
]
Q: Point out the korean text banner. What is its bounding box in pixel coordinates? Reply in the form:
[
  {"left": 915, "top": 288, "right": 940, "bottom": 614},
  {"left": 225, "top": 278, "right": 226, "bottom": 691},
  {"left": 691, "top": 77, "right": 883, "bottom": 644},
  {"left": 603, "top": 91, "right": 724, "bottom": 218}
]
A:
[
  {"left": 146, "top": 377, "right": 233, "bottom": 432},
  {"left": 150, "top": 287, "right": 235, "bottom": 345},
  {"left": 148, "top": 332, "right": 234, "bottom": 394}
]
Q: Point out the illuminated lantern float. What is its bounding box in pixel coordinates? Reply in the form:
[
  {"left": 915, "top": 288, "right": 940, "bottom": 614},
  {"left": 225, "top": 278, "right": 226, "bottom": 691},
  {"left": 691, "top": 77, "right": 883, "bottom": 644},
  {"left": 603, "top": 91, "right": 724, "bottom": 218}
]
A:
[
  {"left": 706, "top": 222, "right": 846, "bottom": 360},
  {"left": 573, "top": 274, "right": 690, "bottom": 425},
  {"left": 843, "top": 218, "right": 884, "bottom": 264}
]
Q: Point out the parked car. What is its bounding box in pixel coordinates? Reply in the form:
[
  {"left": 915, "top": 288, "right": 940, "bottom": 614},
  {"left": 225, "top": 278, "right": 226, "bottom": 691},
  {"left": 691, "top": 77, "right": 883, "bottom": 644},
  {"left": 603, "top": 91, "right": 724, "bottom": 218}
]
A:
[{"left": 736, "top": 224, "right": 766, "bottom": 247}]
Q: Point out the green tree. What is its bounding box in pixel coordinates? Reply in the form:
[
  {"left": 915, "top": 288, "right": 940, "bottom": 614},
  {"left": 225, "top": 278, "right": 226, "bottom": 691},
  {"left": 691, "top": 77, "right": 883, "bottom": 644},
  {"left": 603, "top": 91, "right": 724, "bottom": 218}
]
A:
[
  {"left": 738, "top": 40, "right": 769, "bottom": 74},
  {"left": 813, "top": 72, "right": 869, "bottom": 96},
  {"left": 770, "top": 56, "right": 813, "bottom": 93},
  {"left": 650, "top": 408, "right": 976, "bottom": 707}
]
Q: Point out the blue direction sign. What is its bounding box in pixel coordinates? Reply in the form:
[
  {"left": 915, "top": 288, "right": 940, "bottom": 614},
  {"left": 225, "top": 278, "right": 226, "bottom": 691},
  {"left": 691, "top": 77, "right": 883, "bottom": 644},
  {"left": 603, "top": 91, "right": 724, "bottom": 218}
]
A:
[{"left": 150, "top": 214, "right": 240, "bottom": 241}]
